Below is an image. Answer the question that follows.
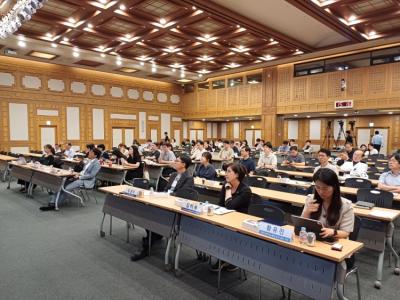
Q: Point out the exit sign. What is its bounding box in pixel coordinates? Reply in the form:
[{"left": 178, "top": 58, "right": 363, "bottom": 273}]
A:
[{"left": 334, "top": 100, "right": 353, "bottom": 109}]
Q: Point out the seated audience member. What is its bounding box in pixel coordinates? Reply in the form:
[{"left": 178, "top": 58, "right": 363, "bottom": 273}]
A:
[
  {"left": 158, "top": 142, "right": 176, "bottom": 163},
  {"left": 240, "top": 146, "right": 256, "bottom": 174},
  {"left": 204, "top": 140, "right": 213, "bottom": 152},
  {"left": 40, "top": 144, "right": 56, "bottom": 166},
  {"left": 289, "top": 139, "right": 297, "bottom": 147},
  {"left": 283, "top": 146, "right": 305, "bottom": 166},
  {"left": 73, "top": 156, "right": 85, "bottom": 173},
  {"left": 171, "top": 138, "right": 178, "bottom": 148},
  {"left": 40, "top": 148, "right": 101, "bottom": 211},
  {"left": 85, "top": 144, "right": 95, "bottom": 158},
  {"left": 111, "top": 148, "right": 127, "bottom": 164},
  {"left": 147, "top": 143, "right": 161, "bottom": 161},
  {"left": 143, "top": 139, "right": 153, "bottom": 151},
  {"left": 209, "top": 140, "right": 216, "bottom": 150},
  {"left": 63, "top": 143, "right": 75, "bottom": 159},
  {"left": 195, "top": 152, "right": 216, "bottom": 180},
  {"left": 344, "top": 142, "right": 355, "bottom": 160},
  {"left": 191, "top": 140, "right": 206, "bottom": 161},
  {"left": 277, "top": 140, "right": 290, "bottom": 155},
  {"left": 345, "top": 130, "right": 354, "bottom": 145},
  {"left": 254, "top": 138, "right": 261, "bottom": 148},
  {"left": 359, "top": 144, "right": 367, "bottom": 152},
  {"left": 132, "top": 139, "right": 143, "bottom": 155},
  {"left": 216, "top": 139, "right": 224, "bottom": 149},
  {"left": 256, "top": 139, "right": 265, "bottom": 151},
  {"left": 124, "top": 145, "right": 143, "bottom": 181},
  {"left": 335, "top": 149, "right": 351, "bottom": 167},
  {"left": 302, "top": 168, "right": 354, "bottom": 239},
  {"left": 378, "top": 154, "right": 400, "bottom": 193},
  {"left": 340, "top": 149, "right": 368, "bottom": 178},
  {"left": 210, "top": 163, "right": 252, "bottom": 272},
  {"left": 302, "top": 140, "right": 313, "bottom": 154},
  {"left": 218, "top": 140, "right": 234, "bottom": 162},
  {"left": 54, "top": 144, "right": 62, "bottom": 155},
  {"left": 257, "top": 142, "right": 277, "bottom": 169},
  {"left": 365, "top": 143, "right": 379, "bottom": 157},
  {"left": 232, "top": 141, "right": 240, "bottom": 155},
  {"left": 240, "top": 140, "right": 249, "bottom": 150},
  {"left": 118, "top": 143, "right": 129, "bottom": 157},
  {"left": 131, "top": 154, "right": 194, "bottom": 261},
  {"left": 314, "top": 149, "right": 338, "bottom": 175},
  {"left": 97, "top": 144, "right": 109, "bottom": 160}
]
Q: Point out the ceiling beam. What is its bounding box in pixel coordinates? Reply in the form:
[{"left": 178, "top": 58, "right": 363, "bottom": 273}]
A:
[
  {"left": 286, "top": 0, "right": 365, "bottom": 43},
  {"left": 182, "top": 0, "right": 315, "bottom": 52}
]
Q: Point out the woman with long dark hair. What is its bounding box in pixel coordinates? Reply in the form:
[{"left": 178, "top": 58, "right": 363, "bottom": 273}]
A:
[
  {"left": 124, "top": 145, "right": 143, "bottom": 181},
  {"left": 302, "top": 168, "right": 354, "bottom": 239}
]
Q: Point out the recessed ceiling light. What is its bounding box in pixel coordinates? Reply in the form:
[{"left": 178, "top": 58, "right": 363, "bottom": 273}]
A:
[
  {"left": 294, "top": 114, "right": 298, "bottom": 117},
  {"left": 368, "top": 31, "right": 376, "bottom": 37},
  {"left": 63, "top": 37, "right": 69, "bottom": 42},
  {"left": 306, "top": 115, "right": 311, "bottom": 118},
  {"left": 177, "top": 79, "right": 192, "bottom": 83},
  {"left": 18, "top": 40, "right": 26, "bottom": 48},
  {"left": 198, "top": 74, "right": 203, "bottom": 78},
  {"left": 343, "top": 113, "right": 348, "bottom": 117},
  {"left": 68, "top": 17, "right": 75, "bottom": 24},
  {"left": 51, "top": 43, "right": 57, "bottom": 48},
  {"left": 28, "top": 51, "right": 57, "bottom": 60},
  {"left": 159, "top": 18, "right": 166, "bottom": 25},
  {"left": 151, "top": 66, "right": 157, "bottom": 73},
  {"left": 100, "top": 53, "right": 106, "bottom": 57},
  {"left": 119, "top": 4, "right": 126, "bottom": 10},
  {"left": 116, "top": 60, "right": 122, "bottom": 66},
  {"left": 87, "top": 23, "right": 93, "bottom": 28},
  {"left": 226, "top": 120, "right": 230, "bottom": 122},
  {"left": 125, "top": 34, "right": 131, "bottom": 39},
  {"left": 202, "top": 118, "right": 206, "bottom": 121},
  {"left": 117, "top": 67, "right": 138, "bottom": 73},
  {"left": 72, "top": 52, "right": 79, "bottom": 58},
  {"left": 99, "top": 0, "right": 107, "bottom": 4},
  {"left": 204, "top": 34, "right": 210, "bottom": 39},
  {"left": 348, "top": 15, "right": 356, "bottom": 22},
  {"left": 388, "top": 112, "right": 393, "bottom": 115},
  {"left": 46, "top": 32, "right": 53, "bottom": 38},
  {"left": 171, "top": 68, "right": 176, "bottom": 72},
  {"left": 192, "top": 6, "right": 196, "bottom": 10},
  {"left": 140, "top": 61, "right": 144, "bottom": 66}
]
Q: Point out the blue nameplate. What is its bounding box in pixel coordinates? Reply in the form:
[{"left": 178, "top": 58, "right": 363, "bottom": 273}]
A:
[
  {"left": 258, "top": 222, "right": 293, "bottom": 243},
  {"left": 181, "top": 200, "right": 203, "bottom": 215}
]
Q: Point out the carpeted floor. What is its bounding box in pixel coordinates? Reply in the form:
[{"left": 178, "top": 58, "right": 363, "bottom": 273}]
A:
[{"left": 0, "top": 180, "right": 399, "bottom": 300}]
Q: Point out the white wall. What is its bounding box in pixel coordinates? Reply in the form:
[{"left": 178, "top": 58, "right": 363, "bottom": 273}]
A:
[
  {"left": 287, "top": 120, "right": 298, "bottom": 140},
  {"left": 9, "top": 103, "right": 29, "bottom": 141},
  {"left": 92, "top": 108, "right": 104, "bottom": 140},
  {"left": 67, "top": 107, "right": 80, "bottom": 140}
]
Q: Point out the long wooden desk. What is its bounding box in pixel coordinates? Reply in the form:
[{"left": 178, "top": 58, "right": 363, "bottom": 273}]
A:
[
  {"left": 21, "top": 152, "right": 43, "bottom": 159},
  {"left": 194, "top": 177, "right": 400, "bottom": 288},
  {"left": 0, "top": 154, "right": 17, "bottom": 181},
  {"left": 8, "top": 162, "right": 82, "bottom": 209},
  {"left": 100, "top": 184, "right": 362, "bottom": 300}
]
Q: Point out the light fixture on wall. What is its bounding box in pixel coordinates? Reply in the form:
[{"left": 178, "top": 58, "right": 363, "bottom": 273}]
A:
[
  {"left": 251, "top": 125, "right": 255, "bottom": 129},
  {"left": 0, "top": 0, "right": 47, "bottom": 39},
  {"left": 46, "top": 120, "right": 51, "bottom": 125},
  {"left": 369, "top": 122, "right": 374, "bottom": 127}
]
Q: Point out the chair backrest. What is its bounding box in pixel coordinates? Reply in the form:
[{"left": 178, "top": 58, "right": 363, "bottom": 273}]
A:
[
  {"left": 132, "top": 178, "right": 150, "bottom": 190},
  {"left": 268, "top": 183, "right": 296, "bottom": 194},
  {"left": 279, "top": 165, "right": 296, "bottom": 171},
  {"left": 301, "top": 167, "right": 315, "bottom": 173},
  {"left": 248, "top": 202, "right": 286, "bottom": 226},
  {"left": 367, "top": 166, "right": 378, "bottom": 173},
  {"left": 246, "top": 176, "right": 267, "bottom": 188},
  {"left": 344, "top": 177, "right": 372, "bottom": 189},
  {"left": 376, "top": 161, "right": 388, "bottom": 168},
  {"left": 174, "top": 188, "right": 199, "bottom": 201},
  {"left": 356, "top": 188, "right": 393, "bottom": 208},
  {"left": 367, "top": 172, "right": 381, "bottom": 180},
  {"left": 250, "top": 193, "right": 265, "bottom": 205}
]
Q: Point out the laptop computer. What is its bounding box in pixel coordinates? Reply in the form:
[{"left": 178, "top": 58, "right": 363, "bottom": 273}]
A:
[{"left": 291, "top": 215, "right": 335, "bottom": 243}]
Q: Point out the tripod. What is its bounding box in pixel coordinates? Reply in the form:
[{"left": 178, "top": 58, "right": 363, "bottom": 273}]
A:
[
  {"left": 322, "top": 121, "right": 333, "bottom": 149},
  {"left": 334, "top": 121, "right": 346, "bottom": 148}
]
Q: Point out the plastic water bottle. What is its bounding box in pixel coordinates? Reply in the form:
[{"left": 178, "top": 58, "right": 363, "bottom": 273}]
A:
[{"left": 299, "top": 227, "right": 308, "bottom": 244}]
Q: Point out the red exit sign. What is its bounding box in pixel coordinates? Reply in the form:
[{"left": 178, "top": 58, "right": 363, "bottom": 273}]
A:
[{"left": 334, "top": 100, "right": 353, "bottom": 109}]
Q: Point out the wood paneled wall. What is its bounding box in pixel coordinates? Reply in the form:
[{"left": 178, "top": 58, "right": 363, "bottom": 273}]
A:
[
  {"left": 0, "top": 56, "right": 183, "bottom": 151},
  {"left": 277, "top": 62, "right": 400, "bottom": 114}
]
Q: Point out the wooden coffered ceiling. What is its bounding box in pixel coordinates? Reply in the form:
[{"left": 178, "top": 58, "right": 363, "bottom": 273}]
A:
[{"left": 4, "top": 0, "right": 400, "bottom": 82}]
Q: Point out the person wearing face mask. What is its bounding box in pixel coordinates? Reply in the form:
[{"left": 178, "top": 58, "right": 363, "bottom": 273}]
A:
[
  {"left": 123, "top": 145, "right": 143, "bottom": 181},
  {"left": 314, "top": 148, "right": 338, "bottom": 175},
  {"left": 195, "top": 152, "right": 216, "bottom": 180},
  {"left": 340, "top": 149, "right": 368, "bottom": 178}
]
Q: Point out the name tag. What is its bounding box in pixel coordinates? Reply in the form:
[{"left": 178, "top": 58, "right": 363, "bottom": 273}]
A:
[
  {"left": 176, "top": 198, "right": 204, "bottom": 215},
  {"left": 258, "top": 222, "right": 293, "bottom": 243}
]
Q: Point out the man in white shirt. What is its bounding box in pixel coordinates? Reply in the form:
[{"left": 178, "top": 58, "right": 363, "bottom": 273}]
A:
[
  {"left": 63, "top": 143, "right": 75, "bottom": 158},
  {"left": 191, "top": 140, "right": 206, "bottom": 161},
  {"left": 313, "top": 148, "right": 338, "bottom": 175},
  {"left": 340, "top": 149, "right": 368, "bottom": 178},
  {"left": 365, "top": 143, "right": 379, "bottom": 157},
  {"left": 257, "top": 142, "right": 277, "bottom": 169}
]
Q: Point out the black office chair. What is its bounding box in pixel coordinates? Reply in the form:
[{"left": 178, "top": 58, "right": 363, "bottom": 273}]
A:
[
  {"left": 356, "top": 188, "right": 393, "bottom": 208},
  {"left": 367, "top": 165, "right": 379, "bottom": 173},
  {"left": 367, "top": 172, "right": 381, "bottom": 180},
  {"left": 300, "top": 167, "right": 314, "bottom": 173},
  {"left": 250, "top": 193, "right": 265, "bottom": 205},
  {"left": 248, "top": 202, "right": 286, "bottom": 226},
  {"left": 132, "top": 178, "right": 150, "bottom": 190},
  {"left": 376, "top": 161, "right": 388, "bottom": 169},
  {"left": 246, "top": 176, "right": 267, "bottom": 188},
  {"left": 343, "top": 216, "right": 362, "bottom": 300},
  {"left": 279, "top": 165, "right": 296, "bottom": 171},
  {"left": 344, "top": 178, "right": 372, "bottom": 189},
  {"left": 174, "top": 188, "right": 199, "bottom": 201},
  {"left": 268, "top": 183, "right": 296, "bottom": 194}
]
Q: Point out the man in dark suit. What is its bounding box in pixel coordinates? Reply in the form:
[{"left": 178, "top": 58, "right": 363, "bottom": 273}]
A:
[{"left": 131, "top": 154, "right": 194, "bottom": 261}]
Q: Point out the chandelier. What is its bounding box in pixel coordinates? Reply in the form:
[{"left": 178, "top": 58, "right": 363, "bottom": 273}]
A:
[{"left": 0, "top": 0, "right": 47, "bottom": 39}]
